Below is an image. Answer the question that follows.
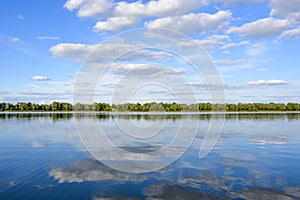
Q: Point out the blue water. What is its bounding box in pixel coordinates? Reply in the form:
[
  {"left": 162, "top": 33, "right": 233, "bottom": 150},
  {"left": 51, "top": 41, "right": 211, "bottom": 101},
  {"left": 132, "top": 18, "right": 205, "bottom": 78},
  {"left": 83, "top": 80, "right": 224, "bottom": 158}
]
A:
[{"left": 0, "top": 113, "right": 300, "bottom": 199}]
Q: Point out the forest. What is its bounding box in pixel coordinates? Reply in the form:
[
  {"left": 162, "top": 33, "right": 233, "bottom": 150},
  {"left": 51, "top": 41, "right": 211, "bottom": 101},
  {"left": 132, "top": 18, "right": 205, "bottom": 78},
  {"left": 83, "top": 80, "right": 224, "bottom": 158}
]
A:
[{"left": 0, "top": 102, "right": 299, "bottom": 112}]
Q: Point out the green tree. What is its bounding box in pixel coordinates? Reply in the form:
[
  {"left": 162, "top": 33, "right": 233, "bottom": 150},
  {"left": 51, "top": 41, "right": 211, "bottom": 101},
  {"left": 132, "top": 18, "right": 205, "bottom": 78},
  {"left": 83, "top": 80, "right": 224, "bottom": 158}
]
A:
[{"left": 51, "top": 102, "right": 60, "bottom": 111}]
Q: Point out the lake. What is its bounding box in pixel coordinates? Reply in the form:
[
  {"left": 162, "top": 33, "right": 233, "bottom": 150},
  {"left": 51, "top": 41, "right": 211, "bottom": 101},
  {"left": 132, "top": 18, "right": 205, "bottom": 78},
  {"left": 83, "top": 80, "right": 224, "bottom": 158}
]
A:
[{"left": 0, "top": 112, "right": 300, "bottom": 199}]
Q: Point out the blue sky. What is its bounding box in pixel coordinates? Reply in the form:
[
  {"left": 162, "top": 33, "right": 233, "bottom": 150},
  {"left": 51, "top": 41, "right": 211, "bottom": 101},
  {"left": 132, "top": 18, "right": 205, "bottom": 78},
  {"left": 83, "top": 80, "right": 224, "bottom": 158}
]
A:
[{"left": 0, "top": 0, "right": 300, "bottom": 104}]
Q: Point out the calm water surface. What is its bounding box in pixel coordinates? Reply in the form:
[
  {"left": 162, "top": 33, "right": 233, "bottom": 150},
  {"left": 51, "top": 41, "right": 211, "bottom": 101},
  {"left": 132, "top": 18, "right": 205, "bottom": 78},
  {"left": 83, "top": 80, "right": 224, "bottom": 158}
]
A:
[{"left": 0, "top": 113, "right": 300, "bottom": 199}]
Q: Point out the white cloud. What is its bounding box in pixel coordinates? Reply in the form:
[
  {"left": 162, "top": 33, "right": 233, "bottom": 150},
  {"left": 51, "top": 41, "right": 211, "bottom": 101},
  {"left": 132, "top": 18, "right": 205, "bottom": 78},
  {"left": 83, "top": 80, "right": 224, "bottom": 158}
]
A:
[
  {"left": 49, "top": 43, "right": 172, "bottom": 62},
  {"left": 63, "top": 0, "right": 84, "bottom": 10},
  {"left": 147, "top": 0, "right": 202, "bottom": 16},
  {"left": 279, "top": 27, "right": 300, "bottom": 39},
  {"left": 269, "top": 0, "right": 300, "bottom": 30},
  {"left": 145, "top": 10, "right": 232, "bottom": 35},
  {"left": 228, "top": 18, "right": 289, "bottom": 39},
  {"left": 11, "top": 37, "right": 22, "bottom": 43},
  {"left": 94, "top": 16, "right": 139, "bottom": 31},
  {"left": 65, "top": 0, "right": 202, "bottom": 19},
  {"left": 247, "top": 80, "right": 288, "bottom": 86},
  {"left": 31, "top": 76, "right": 50, "bottom": 81},
  {"left": 77, "top": 0, "right": 113, "bottom": 18},
  {"left": 62, "top": 0, "right": 300, "bottom": 38},
  {"left": 270, "top": 0, "right": 300, "bottom": 18},
  {"left": 63, "top": 0, "right": 237, "bottom": 34},
  {"left": 287, "top": 12, "right": 300, "bottom": 26},
  {"left": 220, "top": 41, "right": 249, "bottom": 49},
  {"left": 177, "top": 35, "right": 230, "bottom": 50},
  {"left": 64, "top": 0, "right": 112, "bottom": 18},
  {"left": 37, "top": 36, "right": 60, "bottom": 40},
  {"left": 65, "top": 0, "right": 206, "bottom": 32},
  {"left": 114, "top": 1, "right": 146, "bottom": 17},
  {"left": 110, "top": 63, "right": 184, "bottom": 78},
  {"left": 50, "top": 43, "right": 93, "bottom": 62},
  {"left": 115, "top": 0, "right": 202, "bottom": 17}
]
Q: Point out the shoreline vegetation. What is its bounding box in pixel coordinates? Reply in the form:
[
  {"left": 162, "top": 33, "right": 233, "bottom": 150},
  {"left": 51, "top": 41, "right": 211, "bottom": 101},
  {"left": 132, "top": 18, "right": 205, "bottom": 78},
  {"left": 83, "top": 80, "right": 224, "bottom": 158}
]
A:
[{"left": 0, "top": 102, "right": 299, "bottom": 112}]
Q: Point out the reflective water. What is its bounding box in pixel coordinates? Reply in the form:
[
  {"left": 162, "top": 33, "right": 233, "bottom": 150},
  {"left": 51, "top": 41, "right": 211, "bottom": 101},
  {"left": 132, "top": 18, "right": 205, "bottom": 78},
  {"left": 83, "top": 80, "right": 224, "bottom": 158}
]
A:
[{"left": 0, "top": 113, "right": 300, "bottom": 199}]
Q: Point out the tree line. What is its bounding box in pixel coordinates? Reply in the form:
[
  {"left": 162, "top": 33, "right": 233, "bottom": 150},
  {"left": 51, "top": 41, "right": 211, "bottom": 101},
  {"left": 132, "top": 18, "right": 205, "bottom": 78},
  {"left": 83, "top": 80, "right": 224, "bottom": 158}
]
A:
[{"left": 0, "top": 102, "right": 299, "bottom": 112}]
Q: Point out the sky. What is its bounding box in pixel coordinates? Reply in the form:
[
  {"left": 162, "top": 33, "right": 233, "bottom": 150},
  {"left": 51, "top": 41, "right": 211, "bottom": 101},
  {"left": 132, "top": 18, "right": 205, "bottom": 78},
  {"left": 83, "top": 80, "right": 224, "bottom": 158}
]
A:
[{"left": 0, "top": 0, "right": 300, "bottom": 104}]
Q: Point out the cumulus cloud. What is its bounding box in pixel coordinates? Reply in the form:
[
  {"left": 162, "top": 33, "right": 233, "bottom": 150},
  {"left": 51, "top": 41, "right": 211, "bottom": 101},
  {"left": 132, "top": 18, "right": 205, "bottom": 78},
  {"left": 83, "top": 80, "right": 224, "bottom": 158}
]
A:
[
  {"left": 269, "top": 0, "right": 300, "bottom": 30},
  {"left": 94, "top": 16, "right": 139, "bottom": 31},
  {"left": 64, "top": 0, "right": 205, "bottom": 32},
  {"left": 65, "top": 0, "right": 202, "bottom": 19},
  {"left": 115, "top": 0, "right": 202, "bottom": 17},
  {"left": 228, "top": 18, "right": 289, "bottom": 39},
  {"left": 109, "top": 63, "right": 184, "bottom": 78},
  {"left": 63, "top": 0, "right": 113, "bottom": 18},
  {"left": 62, "top": 0, "right": 300, "bottom": 39},
  {"left": 145, "top": 10, "right": 232, "bottom": 35},
  {"left": 270, "top": 0, "right": 300, "bottom": 19},
  {"left": 64, "top": 0, "right": 232, "bottom": 33},
  {"left": 247, "top": 80, "right": 288, "bottom": 86},
  {"left": 31, "top": 75, "right": 50, "bottom": 81},
  {"left": 220, "top": 41, "right": 249, "bottom": 49},
  {"left": 287, "top": 12, "right": 300, "bottom": 26},
  {"left": 113, "top": 1, "right": 146, "bottom": 17},
  {"left": 49, "top": 43, "right": 172, "bottom": 62},
  {"left": 63, "top": 0, "right": 84, "bottom": 11},
  {"left": 50, "top": 43, "right": 93, "bottom": 62}
]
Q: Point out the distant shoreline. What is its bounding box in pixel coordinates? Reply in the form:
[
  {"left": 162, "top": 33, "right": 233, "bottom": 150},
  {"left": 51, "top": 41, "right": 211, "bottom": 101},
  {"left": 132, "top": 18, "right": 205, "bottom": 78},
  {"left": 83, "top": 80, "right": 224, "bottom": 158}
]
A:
[
  {"left": 1, "top": 102, "right": 299, "bottom": 112},
  {"left": 1, "top": 111, "right": 300, "bottom": 115}
]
